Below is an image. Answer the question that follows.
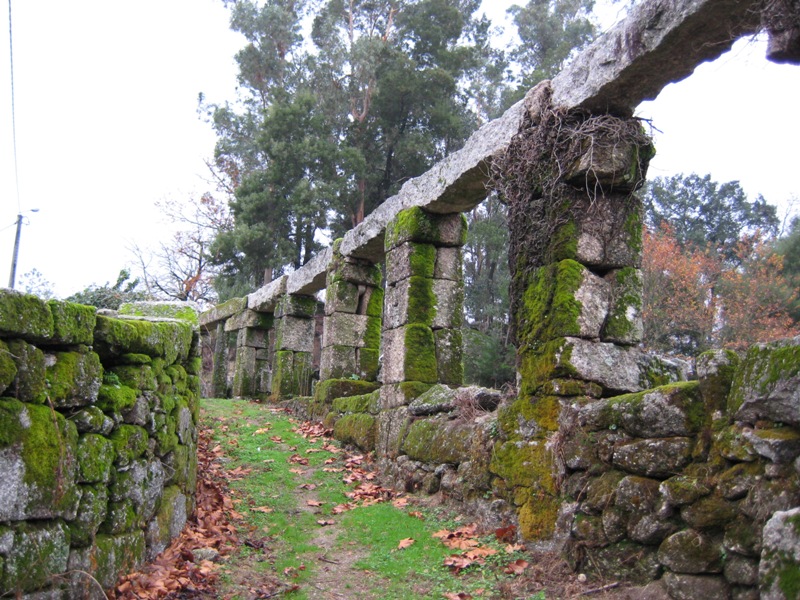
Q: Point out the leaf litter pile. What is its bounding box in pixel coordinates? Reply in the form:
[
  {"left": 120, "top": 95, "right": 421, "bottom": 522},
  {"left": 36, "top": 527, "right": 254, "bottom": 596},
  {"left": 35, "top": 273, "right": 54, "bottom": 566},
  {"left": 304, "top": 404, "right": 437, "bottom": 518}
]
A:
[{"left": 111, "top": 399, "right": 636, "bottom": 599}]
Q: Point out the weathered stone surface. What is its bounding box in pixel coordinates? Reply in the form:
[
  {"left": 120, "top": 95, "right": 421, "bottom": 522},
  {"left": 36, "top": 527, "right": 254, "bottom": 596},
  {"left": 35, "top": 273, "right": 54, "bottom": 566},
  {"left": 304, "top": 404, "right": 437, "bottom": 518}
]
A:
[
  {"left": 68, "top": 532, "right": 145, "bottom": 590},
  {"left": 379, "top": 382, "right": 432, "bottom": 410},
  {"left": 246, "top": 276, "right": 287, "bottom": 312},
  {"left": 662, "top": 572, "right": 731, "bottom": 600},
  {"left": 69, "top": 484, "right": 109, "bottom": 548},
  {"left": 742, "top": 427, "right": 800, "bottom": 464},
  {"left": 380, "top": 325, "right": 437, "bottom": 384},
  {"left": 232, "top": 346, "right": 257, "bottom": 398},
  {"left": 0, "top": 521, "right": 70, "bottom": 593},
  {"left": 200, "top": 296, "right": 247, "bottom": 327},
  {"left": 613, "top": 437, "right": 693, "bottom": 477},
  {"left": 286, "top": 247, "right": 331, "bottom": 295},
  {"left": 435, "top": 246, "right": 463, "bottom": 281},
  {"left": 724, "top": 517, "right": 763, "bottom": 558},
  {"left": 274, "top": 316, "right": 315, "bottom": 352},
  {"left": 325, "top": 280, "right": 360, "bottom": 315},
  {"left": 320, "top": 345, "right": 358, "bottom": 380},
  {"left": 109, "top": 459, "right": 165, "bottom": 524},
  {"left": 334, "top": 413, "right": 377, "bottom": 451},
  {"left": 628, "top": 512, "right": 677, "bottom": 545},
  {"left": 237, "top": 327, "right": 268, "bottom": 349},
  {"left": 144, "top": 486, "right": 187, "bottom": 561},
  {"left": 579, "top": 542, "right": 661, "bottom": 583},
  {"left": 0, "top": 399, "right": 80, "bottom": 522},
  {"left": 551, "top": 0, "right": 760, "bottom": 114},
  {"left": 386, "top": 242, "right": 436, "bottom": 284},
  {"left": 376, "top": 407, "right": 411, "bottom": 459},
  {"left": 431, "top": 279, "right": 464, "bottom": 330},
  {"left": 384, "top": 277, "right": 435, "bottom": 329},
  {"left": 0, "top": 289, "right": 54, "bottom": 342},
  {"left": 660, "top": 475, "right": 711, "bottom": 507},
  {"left": 725, "top": 554, "right": 759, "bottom": 586},
  {"left": 94, "top": 316, "right": 194, "bottom": 365},
  {"left": 579, "top": 382, "right": 704, "bottom": 437},
  {"left": 602, "top": 268, "right": 643, "bottom": 344},
  {"left": 7, "top": 340, "right": 48, "bottom": 404},
  {"left": 224, "top": 309, "right": 273, "bottom": 332},
  {"left": 696, "top": 348, "right": 740, "bottom": 411},
  {"left": 385, "top": 207, "right": 468, "bottom": 252},
  {"left": 44, "top": 350, "right": 103, "bottom": 408},
  {"left": 409, "top": 384, "right": 457, "bottom": 416},
  {"left": 77, "top": 433, "right": 115, "bottom": 484},
  {"left": 659, "top": 529, "right": 724, "bottom": 574},
  {"left": 48, "top": 299, "right": 97, "bottom": 345},
  {"left": 71, "top": 406, "right": 114, "bottom": 435},
  {"left": 729, "top": 336, "right": 800, "bottom": 427},
  {"left": 616, "top": 475, "right": 661, "bottom": 513},
  {"left": 322, "top": 313, "right": 377, "bottom": 349},
  {"left": 434, "top": 328, "right": 463, "bottom": 386},
  {"left": 760, "top": 507, "right": 800, "bottom": 600},
  {"left": 680, "top": 495, "right": 738, "bottom": 530}
]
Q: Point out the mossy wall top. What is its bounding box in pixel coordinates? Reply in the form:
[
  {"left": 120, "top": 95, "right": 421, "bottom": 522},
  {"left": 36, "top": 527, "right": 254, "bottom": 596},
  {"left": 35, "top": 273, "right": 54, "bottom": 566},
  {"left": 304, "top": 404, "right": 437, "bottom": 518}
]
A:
[{"left": 0, "top": 289, "right": 200, "bottom": 597}]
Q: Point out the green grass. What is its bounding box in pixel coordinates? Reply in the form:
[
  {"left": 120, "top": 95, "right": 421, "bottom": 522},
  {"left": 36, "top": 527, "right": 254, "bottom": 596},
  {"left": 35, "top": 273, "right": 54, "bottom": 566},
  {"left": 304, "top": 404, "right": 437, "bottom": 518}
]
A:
[{"left": 200, "top": 398, "right": 526, "bottom": 599}]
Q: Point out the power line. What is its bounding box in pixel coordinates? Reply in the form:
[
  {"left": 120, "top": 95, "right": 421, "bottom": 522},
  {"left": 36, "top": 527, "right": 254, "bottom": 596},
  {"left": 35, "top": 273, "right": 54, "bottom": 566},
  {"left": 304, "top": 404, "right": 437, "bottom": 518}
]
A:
[{"left": 7, "top": 0, "right": 20, "bottom": 214}]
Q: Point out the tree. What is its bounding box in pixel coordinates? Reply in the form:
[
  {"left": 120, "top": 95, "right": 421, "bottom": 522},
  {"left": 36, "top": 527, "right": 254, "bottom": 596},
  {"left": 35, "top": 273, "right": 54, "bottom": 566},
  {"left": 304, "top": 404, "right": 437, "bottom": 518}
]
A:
[
  {"left": 644, "top": 173, "right": 780, "bottom": 260},
  {"left": 206, "top": 0, "right": 492, "bottom": 293},
  {"left": 66, "top": 269, "right": 148, "bottom": 310},
  {"left": 17, "top": 269, "right": 56, "bottom": 300}
]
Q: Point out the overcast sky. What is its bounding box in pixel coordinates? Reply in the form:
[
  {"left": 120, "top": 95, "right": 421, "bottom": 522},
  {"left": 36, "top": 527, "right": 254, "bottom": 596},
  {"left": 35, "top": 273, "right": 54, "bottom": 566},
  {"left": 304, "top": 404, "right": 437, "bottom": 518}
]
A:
[{"left": 1, "top": 1, "right": 799, "bottom": 298}]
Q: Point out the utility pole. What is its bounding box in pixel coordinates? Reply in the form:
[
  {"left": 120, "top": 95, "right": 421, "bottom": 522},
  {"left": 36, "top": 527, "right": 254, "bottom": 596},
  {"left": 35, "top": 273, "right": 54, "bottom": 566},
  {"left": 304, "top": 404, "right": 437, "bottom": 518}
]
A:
[
  {"left": 7, "top": 208, "right": 38, "bottom": 289},
  {"left": 8, "top": 213, "right": 22, "bottom": 289}
]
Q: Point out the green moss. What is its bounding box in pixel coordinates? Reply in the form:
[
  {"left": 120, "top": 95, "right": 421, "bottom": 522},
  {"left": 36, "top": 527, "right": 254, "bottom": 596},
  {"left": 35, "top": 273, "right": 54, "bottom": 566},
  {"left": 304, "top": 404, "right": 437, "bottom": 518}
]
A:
[
  {"left": 6, "top": 340, "right": 47, "bottom": 404},
  {"left": 402, "top": 325, "right": 437, "bottom": 383},
  {"left": 314, "top": 378, "right": 381, "bottom": 404},
  {"left": 332, "top": 393, "right": 373, "bottom": 414},
  {"left": 602, "top": 267, "right": 642, "bottom": 341},
  {"left": 109, "top": 424, "right": 148, "bottom": 467},
  {"left": 333, "top": 413, "right": 376, "bottom": 451},
  {"left": 365, "top": 286, "right": 385, "bottom": 318},
  {"left": 93, "top": 315, "right": 194, "bottom": 364},
  {"left": 68, "top": 483, "right": 109, "bottom": 547},
  {"left": 406, "top": 276, "right": 436, "bottom": 326},
  {"left": 498, "top": 395, "right": 556, "bottom": 440},
  {"left": 119, "top": 301, "right": 199, "bottom": 325},
  {"left": 697, "top": 349, "right": 740, "bottom": 413},
  {"left": 729, "top": 340, "right": 800, "bottom": 415},
  {"left": 518, "top": 492, "right": 560, "bottom": 540},
  {"left": 547, "top": 220, "right": 578, "bottom": 263},
  {"left": 118, "top": 353, "right": 152, "bottom": 365},
  {"left": 517, "top": 338, "right": 575, "bottom": 396},
  {"left": 408, "top": 243, "right": 437, "bottom": 278},
  {"left": 622, "top": 202, "right": 644, "bottom": 256},
  {"left": 326, "top": 280, "right": 360, "bottom": 313},
  {"left": 277, "top": 294, "right": 318, "bottom": 318},
  {"left": 0, "top": 521, "right": 70, "bottom": 593},
  {"left": 517, "top": 260, "right": 585, "bottom": 344},
  {"left": 97, "top": 383, "right": 138, "bottom": 413},
  {"left": 434, "top": 328, "right": 463, "bottom": 386},
  {"left": 0, "top": 288, "right": 54, "bottom": 341},
  {"left": 0, "top": 340, "right": 18, "bottom": 393},
  {"left": 364, "top": 316, "right": 382, "bottom": 350},
  {"left": 48, "top": 299, "right": 97, "bottom": 345},
  {"left": 384, "top": 206, "right": 467, "bottom": 250},
  {"left": 0, "top": 398, "right": 81, "bottom": 513},
  {"left": 45, "top": 350, "right": 103, "bottom": 407},
  {"left": 542, "top": 378, "right": 602, "bottom": 397},
  {"left": 402, "top": 417, "right": 473, "bottom": 464},
  {"left": 490, "top": 440, "right": 556, "bottom": 495},
  {"left": 358, "top": 348, "right": 380, "bottom": 381},
  {"left": 77, "top": 433, "right": 115, "bottom": 483}
]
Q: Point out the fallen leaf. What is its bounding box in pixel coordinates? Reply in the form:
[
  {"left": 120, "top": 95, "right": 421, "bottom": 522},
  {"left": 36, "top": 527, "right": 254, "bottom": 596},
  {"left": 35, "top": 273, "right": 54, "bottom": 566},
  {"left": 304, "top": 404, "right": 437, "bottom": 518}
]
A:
[
  {"left": 253, "top": 427, "right": 271, "bottom": 435},
  {"left": 495, "top": 524, "right": 517, "bottom": 543},
  {"left": 505, "top": 543, "right": 526, "bottom": 554},
  {"left": 289, "top": 468, "right": 307, "bottom": 475},
  {"left": 503, "top": 559, "right": 529, "bottom": 575},
  {"left": 464, "top": 547, "right": 497, "bottom": 560},
  {"left": 269, "top": 436, "right": 283, "bottom": 443},
  {"left": 392, "top": 497, "right": 409, "bottom": 508},
  {"left": 443, "top": 593, "right": 473, "bottom": 600},
  {"left": 306, "top": 500, "right": 324, "bottom": 507},
  {"left": 443, "top": 555, "right": 474, "bottom": 574},
  {"left": 397, "top": 538, "right": 415, "bottom": 549},
  {"left": 251, "top": 506, "right": 273, "bottom": 514},
  {"left": 408, "top": 511, "right": 424, "bottom": 519},
  {"left": 316, "top": 519, "right": 335, "bottom": 526}
]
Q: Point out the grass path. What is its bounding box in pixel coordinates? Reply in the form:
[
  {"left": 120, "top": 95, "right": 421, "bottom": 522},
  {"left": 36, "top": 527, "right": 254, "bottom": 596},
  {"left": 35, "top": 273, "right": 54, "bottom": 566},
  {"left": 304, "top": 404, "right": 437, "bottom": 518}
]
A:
[{"left": 200, "top": 398, "right": 548, "bottom": 600}]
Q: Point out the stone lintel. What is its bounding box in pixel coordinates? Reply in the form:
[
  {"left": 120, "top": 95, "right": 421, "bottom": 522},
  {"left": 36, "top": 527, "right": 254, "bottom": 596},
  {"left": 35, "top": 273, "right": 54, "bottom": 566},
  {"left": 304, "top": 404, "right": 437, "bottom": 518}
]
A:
[
  {"left": 247, "top": 276, "right": 288, "bottom": 312},
  {"left": 224, "top": 309, "right": 273, "bottom": 332},
  {"left": 199, "top": 296, "right": 247, "bottom": 328},
  {"left": 286, "top": 248, "right": 332, "bottom": 296},
  {"left": 551, "top": 0, "right": 761, "bottom": 115}
]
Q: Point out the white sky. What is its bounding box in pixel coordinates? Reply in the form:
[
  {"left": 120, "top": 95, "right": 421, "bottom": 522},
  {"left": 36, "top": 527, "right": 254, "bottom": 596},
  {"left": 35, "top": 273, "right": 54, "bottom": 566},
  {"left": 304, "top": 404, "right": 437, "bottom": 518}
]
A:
[{"left": 1, "top": 1, "right": 799, "bottom": 298}]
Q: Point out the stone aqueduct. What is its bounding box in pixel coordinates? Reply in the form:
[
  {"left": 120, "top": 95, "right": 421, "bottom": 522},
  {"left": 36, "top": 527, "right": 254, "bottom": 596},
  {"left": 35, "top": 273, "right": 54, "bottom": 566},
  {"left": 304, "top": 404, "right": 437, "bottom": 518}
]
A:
[{"left": 197, "top": 0, "right": 800, "bottom": 597}]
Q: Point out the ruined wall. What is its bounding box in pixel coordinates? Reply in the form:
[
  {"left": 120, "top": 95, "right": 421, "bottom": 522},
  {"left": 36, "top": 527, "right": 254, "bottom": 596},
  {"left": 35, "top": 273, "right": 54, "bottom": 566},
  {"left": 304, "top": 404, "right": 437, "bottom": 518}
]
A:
[{"left": 0, "top": 290, "right": 200, "bottom": 598}]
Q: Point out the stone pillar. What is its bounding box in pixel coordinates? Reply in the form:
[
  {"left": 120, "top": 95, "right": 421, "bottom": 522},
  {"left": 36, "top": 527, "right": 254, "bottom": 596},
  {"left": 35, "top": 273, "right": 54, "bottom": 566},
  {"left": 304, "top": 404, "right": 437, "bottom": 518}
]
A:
[
  {"left": 211, "top": 322, "right": 228, "bottom": 398},
  {"left": 227, "top": 309, "right": 274, "bottom": 398},
  {"left": 495, "top": 113, "right": 656, "bottom": 541},
  {"left": 313, "top": 243, "right": 383, "bottom": 409},
  {"left": 376, "top": 206, "right": 467, "bottom": 457},
  {"left": 271, "top": 294, "right": 317, "bottom": 399}
]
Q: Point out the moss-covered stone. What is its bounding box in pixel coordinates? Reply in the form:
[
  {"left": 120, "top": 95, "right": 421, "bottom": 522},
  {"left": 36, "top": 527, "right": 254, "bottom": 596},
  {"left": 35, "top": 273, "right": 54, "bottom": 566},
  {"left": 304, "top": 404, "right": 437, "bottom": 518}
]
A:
[
  {"left": 680, "top": 494, "right": 738, "bottom": 529},
  {"left": 357, "top": 347, "right": 380, "bottom": 381},
  {"left": 403, "top": 324, "right": 438, "bottom": 383},
  {"left": 728, "top": 336, "right": 800, "bottom": 426},
  {"left": 332, "top": 393, "right": 373, "bottom": 414},
  {"left": 326, "top": 280, "right": 360, "bottom": 314},
  {"left": 6, "top": 340, "right": 47, "bottom": 404},
  {"left": 517, "top": 260, "right": 586, "bottom": 344},
  {"left": 713, "top": 425, "right": 757, "bottom": 462},
  {"left": 47, "top": 299, "right": 96, "bottom": 345},
  {"left": 518, "top": 491, "right": 560, "bottom": 540},
  {"left": 96, "top": 383, "right": 138, "bottom": 414},
  {"left": 0, "top": 521, "right": 70, "bottom": 593},
  {"left": 365, "top": 286, "right": 385, "bottom": 318},
  {"left": 490, "top": 440, "right": 556, "bottom": 495},
  {"left": 70, "top": 405, "right": 114, "bottom": 435},
  {"left": 541, "top": 378, "right": 602, "bottom": 397},
  {"left": 0, "top": 288, "right": 54, "bottom": 342},
  {"left": 144, "top": 485, "right": 187, "bottom": 561},
  {"left": 659, "top": 475, "right": 711, "bottom": 507},
  {"left": 109, "top": 424, "right": 148, "bottom": 467},
  {"left": 69, "top": 531, "right": 146, "bottom": 590},
  {"left": 76, "top": 433, "right": 115, "bottom": 484},
  {"left": 696, "top": 348, "right": 739, "bottom": 413},
  {"left": 45, "top": 350, "right": 103, "bottom": 407},
  {"left": 402, "top": 416, "right": 474, "bottom": 464},
  {"left": 334, "top": 413, "right": 376, "bottom": 451},
  {"left": 93, "top": 315, "right": 194, "bottom": 365},
  {"left": 385, "top": 206, "right": 468, "bottom": 251},
  {"left": 0, "top": 398, "right": 80, "bottom": 521},
  {"left": 658, "top": 529, "right": 723, "bottom": 574},
  {"left": 601, "top": 267, "right": 642, "bottom": 344},
  {"left": 0, "top": 339, "right": 17, "bottom": 395},
  {"left": 577, "top": 542, "right": 661, "bottom": 584},
  {"left": 68, "top": 483, "right": 109, "bottom": 547},
  {"left": 118, "top": 301, "right": 199, "bottom": 325},
  {"left": 314, "top": 378, "right": 381, "bottom": 404},
  {"left": 517, "top": 338, "right": 576, "bottom": 396}
]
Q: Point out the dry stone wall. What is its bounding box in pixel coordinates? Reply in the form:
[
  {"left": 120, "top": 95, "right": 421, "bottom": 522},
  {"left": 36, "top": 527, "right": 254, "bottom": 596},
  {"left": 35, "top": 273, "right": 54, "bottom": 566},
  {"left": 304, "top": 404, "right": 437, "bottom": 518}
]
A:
[{"left": 0, "top": 290, "right": 200, "bottom": 598}]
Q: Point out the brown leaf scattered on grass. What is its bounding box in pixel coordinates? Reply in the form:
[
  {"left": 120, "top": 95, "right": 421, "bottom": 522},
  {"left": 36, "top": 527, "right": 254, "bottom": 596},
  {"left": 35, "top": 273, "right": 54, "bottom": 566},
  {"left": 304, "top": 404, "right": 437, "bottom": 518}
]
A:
[
  {"left": 316, "top": 519, "right": 335, "bottom": 526},
  {"left": 443, "top": 593, "right": 473, "bottom": 600},
  {"left": 443, "top": 555, "right": 475, "bottom": 574},
  {"left": 504, "top": 559, "right": 529, "bottom": 575},
  {"left": 252, "top": 506, "right": 274, "bottom": 514},
  {"left": 397, "top": 538, "right": 415, "bottom": 549},
  {"left": 391, "top": 497, "right": 409, "bottom": 508},
  {"left": 288, "top": 454, "right": 309, "bottom": 465},
  {"left": 332, "top": 503, "right": 356, "bottom": 514},
  {"left": 306, "top": 500, "right": 324, "bottom": 507}
]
